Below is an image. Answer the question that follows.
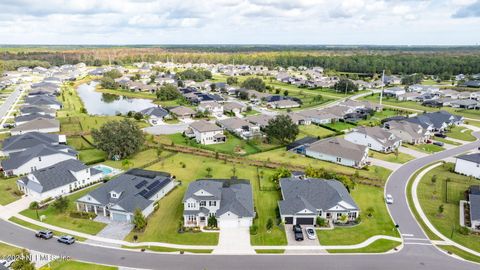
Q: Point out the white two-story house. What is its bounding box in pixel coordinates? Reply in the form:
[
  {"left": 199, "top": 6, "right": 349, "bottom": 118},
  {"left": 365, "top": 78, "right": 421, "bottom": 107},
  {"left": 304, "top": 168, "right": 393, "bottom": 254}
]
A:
[
  {"left": 185, "top": 120, "right": 226, "bottom": 145},
  {"left": 345, "top": 126, "right": 402, "bottom": 153},
  {"left": 183, "top": 179, "right": 255, "bottom": 228},
  {"left": 198, "top": 101, "right": 224, "bottom": 117}
]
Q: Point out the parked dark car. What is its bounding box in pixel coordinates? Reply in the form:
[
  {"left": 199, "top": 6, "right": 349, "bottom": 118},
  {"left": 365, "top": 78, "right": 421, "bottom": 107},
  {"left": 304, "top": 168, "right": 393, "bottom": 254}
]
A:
[
  {"left": 434, "top": 133, "right": 447, "bottom": 138},
  {"left": 293, "top": 224, "right": 304, "bottom": 241},
  {"left": 433, "top": 141, "right": 444, "bottom": 147},
  {"left": 57, "top": 235, "right": 75, "bottom": 245},
  {"left": 35, "top": 230, "right": 53, "bottom": 240}
]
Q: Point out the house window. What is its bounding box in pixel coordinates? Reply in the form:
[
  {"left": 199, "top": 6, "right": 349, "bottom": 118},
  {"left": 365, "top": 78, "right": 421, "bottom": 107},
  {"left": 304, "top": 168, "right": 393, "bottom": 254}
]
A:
[
  {"left": 337, "top": 213, "right": 342, "bottom": 218},
  {"left": 38, "top": 156, "right": 42, "bottom": 161},
  {"left": 200, "top": 201, "right": 206, "bottom": 207},
  {"left": 336, "top": 157, "right": 342, "bottom": 163},
  {"left": 367, "top": 143, "right": 371, "bottom": 147}
]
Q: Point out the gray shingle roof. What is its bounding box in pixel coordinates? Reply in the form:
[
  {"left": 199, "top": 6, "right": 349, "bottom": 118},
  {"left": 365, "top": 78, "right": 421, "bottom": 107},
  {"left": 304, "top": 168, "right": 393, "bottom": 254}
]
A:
[
  {"left": 77, "top": 169, "right": 172, "bottom": 214},
  {"left": 10, "top": 118, "right": 60, "bottom": 133},
  {"left": 15, "top": 113, "right": 54, "bottom": 123},
  {"left": 278, "top": 178, "right": 358, "bottom": 216},
  {"left": 25, "top": 95, "right": 61, "bottom": 107},
  {"left": 1, "top": 144, "right": 77, "bottom": 170},
  {"left": 140, "top": 106, "right": 169, "bottom": 118},
  {"left": 457, "top": 153, "right": 480, "bottom": 164},
  {"left": 183, "top": 179, "right": 254, "bottom": 218},
  {"left": 470, "top": 193, "right": 480, "bottom": 221},
  {"left": 306, "top": 137, "right": 367, "bottom": 162},
  {"left": 405, "top": 110, "right": 462, "bottom": 130},
  {"left": 2, "top": 132, "right": 60, "bottom": 152},
  {"left": 18, "top": 159, "right": 101, "bottom": 193},
  {"left": 189, "top": 120, "right": 223, "bottom": 133},
  {"left": 20, "top": 105, "right": 56, "bottom": 115}
]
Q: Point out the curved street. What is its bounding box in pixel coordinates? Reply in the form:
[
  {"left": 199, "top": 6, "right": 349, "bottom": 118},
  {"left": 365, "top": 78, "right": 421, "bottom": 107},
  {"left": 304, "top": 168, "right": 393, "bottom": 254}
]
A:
[{"left": 0, "top": 134, "right": 479, "bottom": 270}]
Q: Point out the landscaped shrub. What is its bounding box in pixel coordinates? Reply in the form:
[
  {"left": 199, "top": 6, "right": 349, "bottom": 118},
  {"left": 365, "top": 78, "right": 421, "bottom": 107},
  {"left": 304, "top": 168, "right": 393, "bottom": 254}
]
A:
[
  {"left": 250, "top": 224, "right": 258, "bottom": 235},
  {"left": 316, "top": 217, "right": 327, "bottom": 227},
  {"left": 458, "top": 226, "right": 470, "bottom": 235},
  {"left": 69, "top": 211, "right": 97, "bottom": 219}
]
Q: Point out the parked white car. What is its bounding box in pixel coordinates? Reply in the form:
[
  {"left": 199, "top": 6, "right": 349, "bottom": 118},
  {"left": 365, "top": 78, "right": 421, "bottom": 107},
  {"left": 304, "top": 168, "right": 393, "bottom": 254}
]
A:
[
  {"left": 305, "top": 227, "right": 316, "bottom": 240},
  {"left": 385, "top": 194, "right": 394, "bottom": 204},
  {"left": 1, "top": 258, "right": 14, "bottom": 268}
]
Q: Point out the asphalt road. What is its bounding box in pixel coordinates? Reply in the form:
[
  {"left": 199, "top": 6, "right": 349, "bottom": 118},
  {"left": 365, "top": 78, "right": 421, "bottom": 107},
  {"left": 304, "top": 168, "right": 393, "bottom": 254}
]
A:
[
  {"left": 0, "top": 87, "right": 22, "bottom": 124},
  {"left": 0, "top": 134, "right": 479, "bottom": 270}
]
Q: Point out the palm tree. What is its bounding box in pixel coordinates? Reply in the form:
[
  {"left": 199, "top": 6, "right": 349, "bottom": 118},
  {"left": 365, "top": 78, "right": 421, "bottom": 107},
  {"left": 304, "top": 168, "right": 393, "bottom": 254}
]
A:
[
  {"left": 206, "top": 167, "right": 212, "bottom": 178},
  {"left": 29, "top": 202, "right": 40, "bottom": 219},
  {"left": 122, "top": 159, "right": 133, "bottom": 170}
]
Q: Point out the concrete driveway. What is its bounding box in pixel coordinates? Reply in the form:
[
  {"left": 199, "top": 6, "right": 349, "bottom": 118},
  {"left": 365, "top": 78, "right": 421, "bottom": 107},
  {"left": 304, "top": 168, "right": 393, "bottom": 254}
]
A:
[
  {"left": 213, "top": 227, "right": 254, "bottom": 254},
  {"left": 143, "top": 123, "right": 189, "bottom": 135},
  {"left": 85, "top": 217, "right": 133, "bottom": 247},
  {"left": 285, "top": 225, "right": 320, "bottom": 246}
]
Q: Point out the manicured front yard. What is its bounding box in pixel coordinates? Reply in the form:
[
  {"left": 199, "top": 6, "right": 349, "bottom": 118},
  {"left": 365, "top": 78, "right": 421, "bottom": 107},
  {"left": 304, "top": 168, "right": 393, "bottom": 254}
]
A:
[
  {"left": 446, "top": 126, "right": 476, "bottom": 142},
  {"left": 369, "top": 151, "right": 414, "bottom": 164},
  {"left": 124, "top": 151, "right": 286, "bottom": 246},
  {"left": 417, "top": 162, "right": 480, "bottom": 253},
  {"left": 404, "top": 143, "right": 444, "bottom": 153},
  {"left": 40, "top": 260, "right": 117, "bottom": 270},
  {"left": 250, "top": 148, "right": 392, "bottom": 182},
  {"left": 326, "top": 239, "right": 401, "bottom": 253},
  {"left": 0, "top": 177, "right": 22, "bottom": 205},
  {"left": 20, "top": 185, "right": 107, "bottom": 235},
  {"left": 0, "top": 242, "right": 22, "bottom": 257},
  {"left": 298, "top": 125, "right": 336, "bottom": 139},
  {"left": 317, "top": 185, "right": 399, "bottom": 245}
]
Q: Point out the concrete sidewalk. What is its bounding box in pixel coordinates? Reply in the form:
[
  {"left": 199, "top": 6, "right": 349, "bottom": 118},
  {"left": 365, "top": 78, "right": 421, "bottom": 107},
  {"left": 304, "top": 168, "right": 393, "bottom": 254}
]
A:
[
  {"left": 398, "top": 146, "right": 429, "bottom": 158},
  {"left": 368, "top": 158, "right": 402, "bottom": 171}
]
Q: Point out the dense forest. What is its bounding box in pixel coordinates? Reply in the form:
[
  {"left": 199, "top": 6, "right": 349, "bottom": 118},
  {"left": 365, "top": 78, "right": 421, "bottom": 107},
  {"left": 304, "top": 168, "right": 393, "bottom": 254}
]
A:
[{"left": 1, "top": 45, "right": 480, "bottom": 75}]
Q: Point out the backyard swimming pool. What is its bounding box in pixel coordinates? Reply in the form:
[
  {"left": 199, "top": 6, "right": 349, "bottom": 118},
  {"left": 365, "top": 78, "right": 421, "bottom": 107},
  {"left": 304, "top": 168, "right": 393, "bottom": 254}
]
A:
[{"left": 92, "top": 164, "right": 119, "bottom": 177}]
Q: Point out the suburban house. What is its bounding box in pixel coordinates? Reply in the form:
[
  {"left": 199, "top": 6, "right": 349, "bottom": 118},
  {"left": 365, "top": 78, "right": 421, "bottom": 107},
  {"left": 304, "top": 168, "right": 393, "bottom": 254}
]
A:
[
  {"left": 345, "top": 126, "right": 402, "bottom": 153},
  {"left": 384, "top": 120, "right": 430, "bottom": 145},
  {"left": 185, "top": 120, "right": 226, "bottom": 145},
  {"left": 455, "top": 153, "right": 480, "bottom": 179},
  {"left": 76, "top": 169, "right": 176, "bottom": 222},
  {"left": 305, "top": 137, "right": 369, "bottom": 168},
  {"left": 287, "top": 112, "right": 312, "bottom": 125},
  {"left": 183, "top": 179, "right": 255, "bottom": 228},
  {"left": 383, "top": 87, "right": 406, "bottom": 98},
  {"left": 169, "top": 106, "right": 196, "bottom": 120},
  {"left": 1, "top": 132, "right": 67, "bottom": 156},
  {"left": 467, "top": 186, "right": 480, "bottom": 231},
  {"left": 298, "top": 109, "right": 339, "bottom": 124},
  {"left": 10, "top": 118, "right": 60, "bottom": 135},
  {"left": 245, "top": 114, "right": 275, "bottom": 128},
  {"left": 198, "top": 101, "right": 224, "bottom": 116},
  {"left": 17, "top": 159, "right": 103, "bottom": 201},
  {"left": 267, "top": 99, "right": 300, "bottom": 109},
  {"left": 278, "top": 177, "right": 360, "bottom": 225},
  {"left": 20, "top": 105, "right": 56, "bottom": 117},
  {"left": 1, "top": 144, "right": 77, "bottom": 176},
  {"left": 217, "top": 118, "right": 261, "bottom": 139},
  {"left": 14, "top": 113, "right": 55, "bottom": 125},
  {"left": 24, "top": 96, "right": 62, "bottom": 110},
  {"left": 405, "top": 111, "right": 463, "bottom": 132},
  {"left": 139, "top": 106, "right": 169, "bottom": 125},
  {"left": 223, "top": 102, "right": 247, "bottom": 115}
]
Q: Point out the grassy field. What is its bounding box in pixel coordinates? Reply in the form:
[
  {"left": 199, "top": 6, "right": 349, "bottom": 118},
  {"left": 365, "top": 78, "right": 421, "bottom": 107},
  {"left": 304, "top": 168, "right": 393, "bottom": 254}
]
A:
[
  {"left": 0, "top": 242, "right": 22, "bottom": 257},
  {"left": 356, "top": 109, "right": 405, "bottom": 127},
  {"left": 298, "top": 125, "right": 336, "bottom": 139},
  {"left": 323, "top": 121, "right": 356, "bottom": 132},
  {"left": 326, "top": 239, "right": 401, "bottom": 253},
  {"left": 437, "top": 245, "right": 480, "bottom": 264},
  {"left": 368, "top": 151, "right": 414, "bottom": 164},
  {"left": 404, "top": 143, "right": 444, "bottom": 153},
  {"left": 417, "top": 162, "right": 480, "bottom": 252},
  {"left": 0, "top": 177, "right": 22, "bottom": 205},
  {"left": 123, "top": 151, "right": 286, "bottom": 246},
  {"left": 250, "top": 148, "right": 392, "bottom": 182},
  {"left": 446, "top": 126, "right": 476, "bottom": 142},
  {"left": 40, "top": 260, "right": 117, "bottom": 270},
  {"left": 20, "top": 185, "right": 107, "bottom": 235},
  {"left": 317, "top": 185, "right": 400, "bottom": 245},
  {"left": 78, "top": 149, "right": 107, "bottom": 164},
  {"left": 102, "top": 148, "right": 161, "bottom": 169}
]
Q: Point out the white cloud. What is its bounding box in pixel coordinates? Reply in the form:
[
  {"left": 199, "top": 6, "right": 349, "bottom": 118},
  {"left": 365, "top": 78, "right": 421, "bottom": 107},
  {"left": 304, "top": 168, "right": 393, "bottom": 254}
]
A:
[{"left": 0, "top": 0, "right": 478, "bottom": 45}]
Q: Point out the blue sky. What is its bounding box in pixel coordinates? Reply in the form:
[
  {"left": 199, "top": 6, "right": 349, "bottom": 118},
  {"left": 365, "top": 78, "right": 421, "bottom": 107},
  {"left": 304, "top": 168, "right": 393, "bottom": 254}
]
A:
[{"left": 0, "top": 0, "right": 479, "bottom": 45}]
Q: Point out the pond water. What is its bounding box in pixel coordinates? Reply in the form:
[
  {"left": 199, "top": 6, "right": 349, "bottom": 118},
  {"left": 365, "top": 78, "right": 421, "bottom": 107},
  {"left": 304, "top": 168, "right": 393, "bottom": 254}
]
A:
[{"left": 77, "top": 82, "right": 155, "bottom": 115}]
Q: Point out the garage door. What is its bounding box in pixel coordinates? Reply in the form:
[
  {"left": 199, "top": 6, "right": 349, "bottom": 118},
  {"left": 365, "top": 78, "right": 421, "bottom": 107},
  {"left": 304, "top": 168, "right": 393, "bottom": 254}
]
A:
[
  {"left": 295, "top": 217, "right": 314, "bottom": 225},
  {"left": 112, "top": 213, "right": 128, "bottom": 222},
  {"left": 284, "top": 217, "right": 293, "bottom": 224},
  {"left": 219, "top": 216, "right": 239, "bottom": 228}
]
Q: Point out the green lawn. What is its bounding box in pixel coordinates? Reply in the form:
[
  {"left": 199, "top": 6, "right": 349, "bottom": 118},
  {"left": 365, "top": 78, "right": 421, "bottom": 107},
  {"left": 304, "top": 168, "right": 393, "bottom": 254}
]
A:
[
  {"left": 0, "top": 177, "right": 22, "bottom": 205},
  {"left": 8, "top": 216, "right": 87, "bottom": 241},
  {"left": 323, "top": 122, "right": 356, "bottom": 132},
  {"left": 250, "top": 148, "right": 392, "bottom": 182},
  {"left": 317, "top": 185, "right": 399, "bottom": 245},
  {"left": 124, "top": 151, "right": 286, "bottom": 246},
  {"left": 404, "top": 143, "right": 444, "bottom": 153},
  {"left": 122, "top": 245, "right": 213, "bottom": 253},
  {"left": 327, "top": 239, "right": 401, "bottom": 253},
  {"left": 417, "top": 162, "right": 480, "bottom": 252},
  {"left": 368, "top": 151, "right": 414, "bottom": 164},
  {"left": 67, "top": 136, "right": 94, "bottom": 150},
  {"left": 40, "top": 260, "right": 117, "bottom": 270},
  {"left": 298, "top": 125, "right": 337, "bottom": 139},
  {"left": 0, "top": 242, "right": 22, "bottom": 257},
  {"left": 434, "top": 137, "right": 462, "bottom": 146},
  {"left": 255, "top": 249, "right": 285, "bottom": 254},
  {"left": 437, "top": 245, "right": 480, "bottom": 264},
  {"left": 446, "top": 126, "right": 476, "bottom": 142},
  {"left": 163, "top": 133, "right": 260, "bottom": 155},
  {"left": 356, "top": 109, "right": 405, "bottom": 127},
  {"left": 20, "top": 185, "right": 107, "bottom": 235},
  {"left": 79, "top": 149, "right": 107, "bottom": 164}
]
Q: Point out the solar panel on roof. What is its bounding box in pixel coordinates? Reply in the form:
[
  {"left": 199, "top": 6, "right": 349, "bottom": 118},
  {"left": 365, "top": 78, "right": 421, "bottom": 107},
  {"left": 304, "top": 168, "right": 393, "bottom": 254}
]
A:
[
  {"left": 135, "top": 180, "right": 148, "bottom": 189},
  {"left": 146, "top": 180, "right": 160, "bottom": 190}
]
